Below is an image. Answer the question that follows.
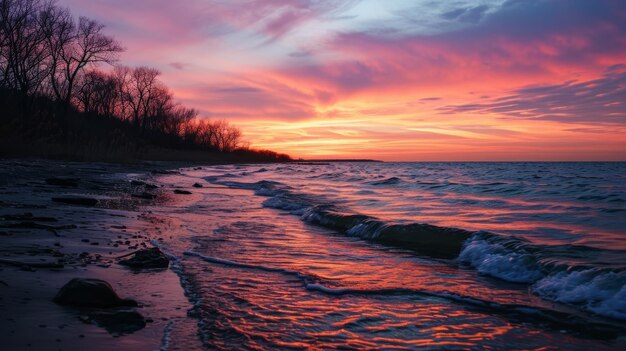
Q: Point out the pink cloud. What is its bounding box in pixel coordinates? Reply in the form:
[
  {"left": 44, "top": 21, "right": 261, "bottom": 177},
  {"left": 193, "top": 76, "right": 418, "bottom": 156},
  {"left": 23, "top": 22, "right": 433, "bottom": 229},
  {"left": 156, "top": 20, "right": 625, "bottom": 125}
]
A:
[{"left": 55, "top": 0, "right": 626, "bottom": 160}]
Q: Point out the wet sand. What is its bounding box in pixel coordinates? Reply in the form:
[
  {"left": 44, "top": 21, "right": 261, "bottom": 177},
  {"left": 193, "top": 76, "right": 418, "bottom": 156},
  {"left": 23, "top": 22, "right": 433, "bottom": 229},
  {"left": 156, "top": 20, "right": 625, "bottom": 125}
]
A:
[{"left": 0, "top": 160, "right": 201, "bottom": 351}]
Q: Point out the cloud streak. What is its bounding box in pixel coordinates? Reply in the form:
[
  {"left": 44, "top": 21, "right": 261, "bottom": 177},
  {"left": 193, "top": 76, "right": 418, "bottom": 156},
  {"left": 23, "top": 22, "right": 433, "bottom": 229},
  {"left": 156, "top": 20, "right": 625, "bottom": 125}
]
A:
[
  {"left": 440, "top": 66, "right": 626, "bottom": 125},
  {"left": 57, "top": 0, "right": 626, "bottom": 160}
]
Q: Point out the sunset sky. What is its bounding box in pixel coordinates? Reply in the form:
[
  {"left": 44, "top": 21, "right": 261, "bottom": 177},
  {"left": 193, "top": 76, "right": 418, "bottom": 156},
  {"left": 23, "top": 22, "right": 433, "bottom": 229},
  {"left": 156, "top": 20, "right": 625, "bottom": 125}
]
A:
[{"left": 60, "top": 0, "right": 625, "bottom": 161}]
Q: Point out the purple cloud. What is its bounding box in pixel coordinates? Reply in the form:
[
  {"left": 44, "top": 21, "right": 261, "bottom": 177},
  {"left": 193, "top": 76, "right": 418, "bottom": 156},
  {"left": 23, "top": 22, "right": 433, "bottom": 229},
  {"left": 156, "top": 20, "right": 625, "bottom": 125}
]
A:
[{"left": 439, "top": 66, "right": 626, "bottom": 124}]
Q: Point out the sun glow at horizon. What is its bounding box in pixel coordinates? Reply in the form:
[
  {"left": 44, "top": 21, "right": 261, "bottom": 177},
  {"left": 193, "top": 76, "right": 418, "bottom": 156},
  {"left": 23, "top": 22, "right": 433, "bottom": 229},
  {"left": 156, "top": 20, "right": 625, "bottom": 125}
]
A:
[{"left": 60, "top": 0, "right": 626, "bottom": 161}]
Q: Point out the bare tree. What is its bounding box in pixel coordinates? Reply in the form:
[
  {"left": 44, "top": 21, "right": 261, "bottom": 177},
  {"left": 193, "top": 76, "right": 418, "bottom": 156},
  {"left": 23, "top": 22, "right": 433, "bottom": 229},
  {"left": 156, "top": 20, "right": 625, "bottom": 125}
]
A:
[
  {"left": 0, "top": 2, "right": 268, "bottom": 159},
  {"left": 0, "top": 0, "right": 10, "bottom": 87},
  {"left": 126, "top": 66, "right": 159, "bottom": 130},
  {"left": 144, "top": 84, "right": 171, "bottom": 131},
  {"left": 47, "top": 15, "right": 122, "bottom": 111},
  {"left": 179, "top": 118, "right": 243, "bottom": 151},
  {"left": 0, "top": 0, "right": 52, "bottom": 104},
  {"left": 75, "top": 69, "right": 116, "bottom": 116},
  {"left": 215, "top": 119, "right": 242, "bottom": 152},
  {"left": 111, "top": 64, "right": 131, "bottom": 120},
  {"left": 167, "top": 105, "right": 196, "bottom": 136},
  {"left": 38, "top": 1, "right": 71, "bottom": 97}
]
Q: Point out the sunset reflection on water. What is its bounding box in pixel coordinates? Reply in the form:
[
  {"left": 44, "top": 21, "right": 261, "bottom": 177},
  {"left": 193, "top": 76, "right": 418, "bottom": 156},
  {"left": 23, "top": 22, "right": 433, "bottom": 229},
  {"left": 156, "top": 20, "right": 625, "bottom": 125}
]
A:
[{"left": 148, "top": 162, "right": 625, "bottom": 350}]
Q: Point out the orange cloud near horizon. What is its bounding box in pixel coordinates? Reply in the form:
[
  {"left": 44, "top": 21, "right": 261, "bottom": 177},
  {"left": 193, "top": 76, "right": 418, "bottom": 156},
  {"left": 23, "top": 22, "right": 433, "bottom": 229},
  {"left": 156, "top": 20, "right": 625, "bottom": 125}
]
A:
[{"left": 60, "top": 0, "right": 626, "bottom": 161}]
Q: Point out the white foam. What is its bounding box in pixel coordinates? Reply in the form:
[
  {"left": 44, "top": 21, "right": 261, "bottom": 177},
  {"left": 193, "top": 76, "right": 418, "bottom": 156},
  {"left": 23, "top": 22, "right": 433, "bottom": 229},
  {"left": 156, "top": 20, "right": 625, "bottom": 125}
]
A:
[
  {"left": 346, "top": 222, "right": 383, "bottom": 240},
  {"left": 458, "top": 234, "right": 543, "bottom": 283},
  {"left": 254, "top": 187, "right": 279, "bottom": 196},
  {"left": 184, "top": 251, "right": 305, "bottom": 277},
  {"left": 262, "top": 196, "right": 308, "bottom": 212},
  {"left": 533, "top": 269, "right": 626, "bottom": 320},
  {"left": 300, "top": 207, "right": 321, "bottom": 222},
  {"left": 150, "top": 241, "right": 204, "bottom": 312},
  {"left": 156, "top": 320, "right": 174, "bottom": 351},
  {"left": 458, "top": 235, "right": 626, "bottom": 320},
  {"left": 184, "top": 251, "right": 251, "bottom": 268},
  {"left": 305, "top": 284, "right": 349, "bottom": 295}
]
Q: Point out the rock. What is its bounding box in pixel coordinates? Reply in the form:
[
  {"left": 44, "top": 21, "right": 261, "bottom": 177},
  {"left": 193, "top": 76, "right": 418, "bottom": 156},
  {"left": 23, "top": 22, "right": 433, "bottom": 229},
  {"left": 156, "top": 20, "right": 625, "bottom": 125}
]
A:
[
  {"left": 192, "top": 183, "right": 203, "bottom": 188},
  {"left": 1, "top": 221, "right": 76, "bottom": 230},
  {"left": 0, "top": 258, "right": 63, "bottom": 269},
  {"left": 51, "top": 197, "right": 98, "bottom": 206},
  {"left": 1, "top": 213, "right": 57, "bottom": 222},
  {"left": 173, "top": 189, "right": 192, "bottom": 195},
  {"left": 46, "top": 178, "right": 80, "bottom": 187},
  {"left": 130, "top": 180, "right": 157, "bottom": 189},
  {"left": 54, "top": 278, "right": 137, "bottom": 308},
  {"left": 85, "top": 311, "right": 146, "bottom": 335},
  {"left": 131, "top": 192, "right": 157, "bottom": 200},
  {"left": 151, "top": 169, "right": 178, "bottom": 175},
  {"left": 119, "top": 248, "right": 169, "bottom": 269}
]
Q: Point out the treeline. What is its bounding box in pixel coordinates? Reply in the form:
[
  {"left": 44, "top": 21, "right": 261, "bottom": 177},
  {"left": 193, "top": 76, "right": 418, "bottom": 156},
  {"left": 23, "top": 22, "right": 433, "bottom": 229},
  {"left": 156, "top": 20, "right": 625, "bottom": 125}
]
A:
[{"left": 0, "top": 0, "right": 290, "bottom": 161}]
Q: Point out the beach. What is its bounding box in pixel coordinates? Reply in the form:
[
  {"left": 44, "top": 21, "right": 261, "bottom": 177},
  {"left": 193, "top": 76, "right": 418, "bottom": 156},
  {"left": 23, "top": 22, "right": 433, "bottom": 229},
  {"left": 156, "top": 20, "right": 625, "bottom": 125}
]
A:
[
  {"left": 1, "top": 160, "right": 625, "bottom": 350},
  {"left": 0, "top": 160, "right": 201, "bottom": 351}
]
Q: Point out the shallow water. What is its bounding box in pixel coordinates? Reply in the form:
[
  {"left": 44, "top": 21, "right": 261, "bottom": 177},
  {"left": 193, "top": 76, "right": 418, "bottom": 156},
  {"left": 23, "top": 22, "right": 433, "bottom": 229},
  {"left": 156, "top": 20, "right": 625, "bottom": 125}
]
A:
[{"left": 152, "top": 162, "right": 626, "bottom": 350}]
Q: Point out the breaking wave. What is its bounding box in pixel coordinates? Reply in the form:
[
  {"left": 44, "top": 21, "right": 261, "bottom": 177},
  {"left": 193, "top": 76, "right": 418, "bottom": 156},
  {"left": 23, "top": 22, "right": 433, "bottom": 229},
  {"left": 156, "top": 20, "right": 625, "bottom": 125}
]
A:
[
  {"left": 459, "top": 232, "right": 626, "bottom": 319},
  {"left": 204, "top": 176, "right": 626, "bottom": 321},
  {"left": 184, "top": 251, "right": 625, "bottom": 337}
]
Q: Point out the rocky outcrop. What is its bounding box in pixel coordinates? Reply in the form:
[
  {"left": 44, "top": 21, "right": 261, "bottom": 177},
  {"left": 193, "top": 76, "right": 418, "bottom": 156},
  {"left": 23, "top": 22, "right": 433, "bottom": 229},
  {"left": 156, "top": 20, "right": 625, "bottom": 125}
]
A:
[
  {"left": 51, "top": 197, "right": 98, "bottom": 206},
  {"left": 118, "top": 248, "right": 169, "bottom": 269},
  {"left": 46, "top": 178, "right": 80, "bottom": 187},
  {"left": 54, "top": 278, "right": 137, "bottom": 308},
  {"left": 82, "top": 311, "right": 147, "bottom": 335},
  {"left": 131, "top": 192, "right": 157, "bottom": 200}
]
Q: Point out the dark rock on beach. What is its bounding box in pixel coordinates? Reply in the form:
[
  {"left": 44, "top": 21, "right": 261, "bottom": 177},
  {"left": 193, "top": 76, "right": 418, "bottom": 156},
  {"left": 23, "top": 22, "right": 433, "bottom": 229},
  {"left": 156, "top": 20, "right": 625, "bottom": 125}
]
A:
[
  {"left": 1, "top": 213, "right": 57, "bottom": 222},
  {"left": 83, "top": 311, "right": 147, "bottom": 335},
  {"left": 173, "top": 189, "right": 192, "bottom": 195},
  {"left": 151, "top": 169, "right": 178, "bottom": 175},
  {"left": 131, "top": 192, "right": 157, "bottom": 200},
  {"left": 51, "top": 197, "right": 98, "bottom": 206},
  {"left": 45, "top": 178, "right": 80, "bottom": 187},
  {"left": 54, "top": 278, "right": 138, "bottom": 308},
  {"left": 192, "top": 183, "right": 203, "bottom": 188},
  {"left": 119, "top": 248, "right": 169, "bottom": 269},
  {"left": 1, "top": 221, "right": 76, "bottom": 231},
  {"left": 131, "top": 180, "right": 158, "bottom": 189}
]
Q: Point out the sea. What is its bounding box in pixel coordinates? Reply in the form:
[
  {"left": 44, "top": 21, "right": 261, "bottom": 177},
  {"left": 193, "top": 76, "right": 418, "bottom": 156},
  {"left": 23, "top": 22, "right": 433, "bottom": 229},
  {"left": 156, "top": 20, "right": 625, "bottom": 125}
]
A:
[{"left": 149, "top": 162, "right": 626, "bottom": 350}]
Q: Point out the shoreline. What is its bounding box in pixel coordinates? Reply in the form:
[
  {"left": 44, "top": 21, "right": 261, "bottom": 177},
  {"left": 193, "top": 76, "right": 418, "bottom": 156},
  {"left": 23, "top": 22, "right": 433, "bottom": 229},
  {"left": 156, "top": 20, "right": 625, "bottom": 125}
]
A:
[
  {"left": 0, "top": 159, "right": 201, "bottom": 350},
  {"left": 2, "top": 159, "right": 625, "bottom": 349}
]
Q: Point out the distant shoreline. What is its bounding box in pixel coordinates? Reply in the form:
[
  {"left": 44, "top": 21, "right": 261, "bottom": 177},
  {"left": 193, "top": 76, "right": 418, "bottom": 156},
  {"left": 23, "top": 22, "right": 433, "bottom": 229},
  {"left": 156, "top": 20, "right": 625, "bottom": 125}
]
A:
[{"left": 295, "top": 159, "right": 383, "bottom": 163}]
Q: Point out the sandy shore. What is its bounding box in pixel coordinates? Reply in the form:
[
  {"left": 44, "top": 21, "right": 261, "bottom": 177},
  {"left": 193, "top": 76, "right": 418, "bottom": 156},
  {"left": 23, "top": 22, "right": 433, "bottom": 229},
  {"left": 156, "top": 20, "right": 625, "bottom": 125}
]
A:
[{"left": 0, "top": 160, "right": 202, "bottom": 351}]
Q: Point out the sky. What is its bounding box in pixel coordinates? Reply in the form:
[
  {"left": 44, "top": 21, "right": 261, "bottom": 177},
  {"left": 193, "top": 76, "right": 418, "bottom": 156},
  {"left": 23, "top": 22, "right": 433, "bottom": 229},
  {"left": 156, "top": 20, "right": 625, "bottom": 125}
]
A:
[{"left": 60, "top": 0, "right": 626, "bottom": 161}]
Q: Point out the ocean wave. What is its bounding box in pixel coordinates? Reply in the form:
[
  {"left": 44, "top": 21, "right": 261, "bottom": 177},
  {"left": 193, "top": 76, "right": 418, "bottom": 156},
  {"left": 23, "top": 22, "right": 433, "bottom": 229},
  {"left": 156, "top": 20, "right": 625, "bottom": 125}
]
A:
[
  {"left": 533, "top": 269, "right": 626, "bottom": 320},
  {"left": 369, "top": 177, "right": 404, "bottom": 186},
  {"left": 458, "top": 232, "right": 626, "bottom": 319},
  {"left": 204, "top": 175, "right": 626, "bottom": 320},
  {"left": 458, "top": 232, "right": 543, "bottom": 283},
  {"left": 303, "top": 208, "right": 471, "bottom": 258},
  {"left": 184, "top": 251, "right": 624, "bottom": 338}
]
